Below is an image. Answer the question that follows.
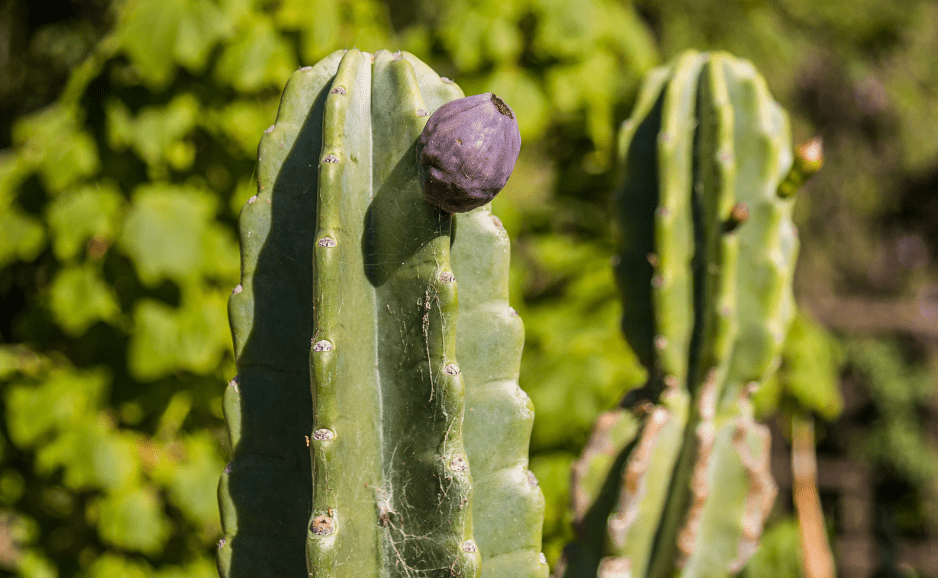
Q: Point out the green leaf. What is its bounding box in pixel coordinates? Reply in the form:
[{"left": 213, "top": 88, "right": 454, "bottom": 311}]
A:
[
  {"left": 484, "top": 17, "right": 523, "bottom": 62},
  {"left": 96, "top": 486, "right": 172, "bottom": 554},
  {"left": 522, "top": 244, "right": 646, "bottom": 450},
  {"left": 0, "top": 150, "right": 31, "bottom": 201},
  {"left": 105, "top": 95, "right": 199, "bottom": 172},
  {"left": 35, "top": 418, "right": 140, "bottom": 491},
  {"left": 172, "top": 0, "right": 232, "bottom": 71},
  {"left": 4, "top": 367, "right": 109, "bottom": 447},
  {"left": 16, "top": 550, "right": 59, "bottom": 578},
  {"left": 152, "top": 434, "right": 224, "bottom": 528},
  {"left": 127, "top": 287, "right": 230, "bottom": 380},
  {"left": 12, "top": 104, "right": 99, "bottom": 192},
  {"left": 48, "top": 263, "right": 121, "bottom": 335},
  {"left": 0, "top": 345, "right": 46, "bottom": 379},
  {"left": 46, "top": 182, "right": 124, "bottom": 261},
  {"left": 207, "top": 99, "right": 279, "bottom": 158},
  {"left": 0, "top": 206, "right": 46, "bottom": 268},
  {"left": 0, "top": 469, "right": 26, "bottom": 504},
  {"left": 277, "top": 0, "right": 338, "bottom": 58},
  {"left": 118, "top": 0, "right": 231, "bottom": 87},
  {"left": 744, "top": 518, "right": 804, "bottom": 578},
  {"left": 118, "top": 184, "right": 220, "bottom": 285},
  {"left": 532, "top": 0, "right": 603, "bottom": 58},
  {"left": 439, "top": 8, "right": 488, "bottom": 71},
  {"left": 154, "top": 559, "right": 218, "bottom": 578},
  {"left": 84, "top": 552, "right": 153, "bottom": 578},
  {"left": 214, "top": 16, "right": 296, "bottom": 92}
]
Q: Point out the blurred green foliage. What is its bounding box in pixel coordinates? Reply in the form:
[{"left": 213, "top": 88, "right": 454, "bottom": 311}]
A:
[
  {"left": 741, "top": 518, "right": 804, "bottom": 578},
  {"left": 1, "top": 0, "right": 937, "bottom": 575},
  {"left": 844, "top": 338, "right": 938, "bottom": 532}
]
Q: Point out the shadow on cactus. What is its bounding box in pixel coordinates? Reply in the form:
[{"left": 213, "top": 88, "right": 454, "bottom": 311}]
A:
[
  {"left": 557, "top": 51, "right": 822, "bottom": 578},
  {"left": 218, "top": 49, "right": 547, "bottom": 578}
]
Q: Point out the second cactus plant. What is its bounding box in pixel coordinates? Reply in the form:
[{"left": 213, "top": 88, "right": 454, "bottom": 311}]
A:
[{"left": 558, "top": 50, "right": 820, "bottom": 578}]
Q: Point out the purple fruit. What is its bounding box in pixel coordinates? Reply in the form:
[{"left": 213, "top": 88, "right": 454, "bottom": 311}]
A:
[{"left": 417, "top": 93, "right": 521, "bottom": 213}]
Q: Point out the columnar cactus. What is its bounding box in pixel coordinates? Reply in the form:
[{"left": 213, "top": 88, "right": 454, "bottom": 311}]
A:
[
  {"left": 219, "top": 49, "right": 546, "bottom": 578},
  {"left": 559, "top": 51, "right": 820, "bottom": 578}
]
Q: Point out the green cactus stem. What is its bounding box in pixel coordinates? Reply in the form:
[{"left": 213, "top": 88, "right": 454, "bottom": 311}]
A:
[
  {"left": 562, "top": 50, "right": 805, "bottom": 578},
  {"left": 220, "top": 48, "right": 544, "bottom": 578}
]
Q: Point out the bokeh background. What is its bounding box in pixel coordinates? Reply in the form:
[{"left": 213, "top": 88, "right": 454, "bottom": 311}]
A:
[{"left": 1, "top": 0, "right": 937, "bottom": 576}]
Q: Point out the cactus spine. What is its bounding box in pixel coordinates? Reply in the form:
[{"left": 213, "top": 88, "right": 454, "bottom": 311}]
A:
[
  {"left": 561, "top": 51, "right": 810, "bottom": 578},
  {"left": 220, "top": 49, "right": 545, "bottom": 578}
]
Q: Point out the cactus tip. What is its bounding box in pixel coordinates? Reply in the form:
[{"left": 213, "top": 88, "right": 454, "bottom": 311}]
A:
[{"left": 798, "top": 136, "right": 823, "bottom": 168}]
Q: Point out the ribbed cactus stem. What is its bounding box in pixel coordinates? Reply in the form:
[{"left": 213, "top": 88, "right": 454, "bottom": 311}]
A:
[
  {"left": 306, "top": 49, "right": 477, "bottom": 577},
  {"left": 220, "top": 50, "right": 347, "bottom": 576},
  {"left": 563, "top": 50, "right": 806, "bottom": 578},
  {"left": 222, "top": 48, "right": 543, "bottom": 578}
]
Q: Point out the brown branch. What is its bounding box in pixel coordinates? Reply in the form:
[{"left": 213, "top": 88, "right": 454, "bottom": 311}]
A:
[{"left": 792, "top": 413, "right": 836, "bottom": 578}]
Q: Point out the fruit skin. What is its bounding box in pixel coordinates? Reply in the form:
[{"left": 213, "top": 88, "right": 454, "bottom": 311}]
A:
[{"left": 417, "top": 93, "right": 521, "bottom": 213}]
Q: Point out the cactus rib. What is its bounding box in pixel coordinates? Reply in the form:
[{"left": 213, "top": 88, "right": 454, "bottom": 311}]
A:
[{"left": 454, "top": 207, "right": 549, "bottom": 578}]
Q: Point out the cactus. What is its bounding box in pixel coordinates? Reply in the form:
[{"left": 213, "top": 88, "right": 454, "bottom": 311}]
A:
[
  {"left": 218, "top": 48, "right": 545, "bottom": 578},
  {"left": 559, "top": 51, "right": 820, "bottom": 578}
]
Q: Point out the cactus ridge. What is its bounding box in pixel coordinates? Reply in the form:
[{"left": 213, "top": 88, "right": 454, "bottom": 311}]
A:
[
  {"left": 219, "top": 49, "right": 346, "bottom": 577},
  {"left": 304, "top": 49, "right": 480, "bottom": 578},
  {"left": 565, "top": 51, "right": 800, "bottom": 578},
  {"left": 453, "top": 207, "right": 549, "bottom": 578}
]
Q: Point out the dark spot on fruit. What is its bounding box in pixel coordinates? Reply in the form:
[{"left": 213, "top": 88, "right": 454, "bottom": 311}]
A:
[{"left": 491, "top": 94, "right": 513, "bottom": 118}]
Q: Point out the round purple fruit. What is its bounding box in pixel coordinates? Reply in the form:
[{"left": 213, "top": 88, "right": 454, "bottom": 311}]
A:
[{"left": 417, "top": 93, "right": 521, "bottom": 213}]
